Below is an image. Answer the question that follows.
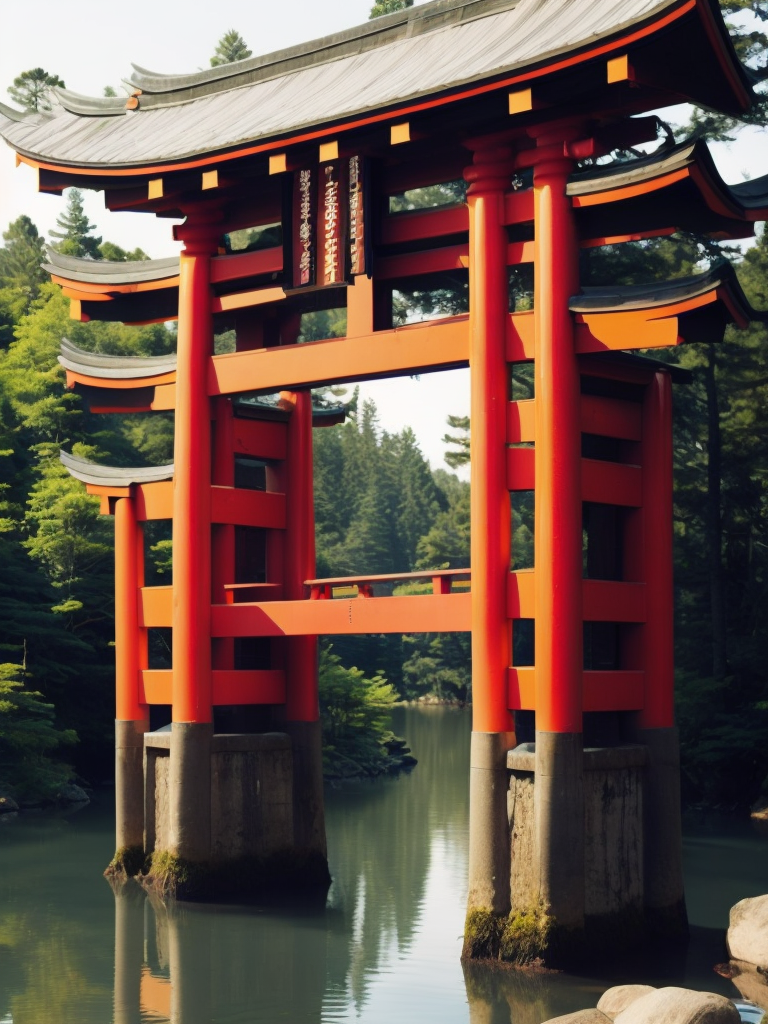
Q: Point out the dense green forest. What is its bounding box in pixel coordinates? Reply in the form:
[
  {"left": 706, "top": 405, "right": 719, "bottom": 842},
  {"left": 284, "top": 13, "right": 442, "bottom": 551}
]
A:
[{"left": 1, "top": 2, "right": 768, "bottom": 807}]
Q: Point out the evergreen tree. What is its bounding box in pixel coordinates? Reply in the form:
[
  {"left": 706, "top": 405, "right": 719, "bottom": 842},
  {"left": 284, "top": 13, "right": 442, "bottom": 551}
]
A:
[
  {"left": 98, "top": 241, "right": 150, "bottom": 262},
  {"left": 7, "top": 68, "right": 65, "bottom": 113},
  {"left": 441, "top": 415, "right": 470, "bottom": 469},
  {"left": 49, "top": 190, "right": 102, "bottom": 259},
  {"left": 210, "top": 30, "right": 252, "bottom": 67},
  {"left": 369, "top": 0, "right": 413, "bottom": 18}
]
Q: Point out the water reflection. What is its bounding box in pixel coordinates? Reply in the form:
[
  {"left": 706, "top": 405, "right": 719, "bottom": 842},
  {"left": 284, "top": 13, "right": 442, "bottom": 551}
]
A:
[{"left": 2, "top": 709, "right": 768, "bottom": 1024}]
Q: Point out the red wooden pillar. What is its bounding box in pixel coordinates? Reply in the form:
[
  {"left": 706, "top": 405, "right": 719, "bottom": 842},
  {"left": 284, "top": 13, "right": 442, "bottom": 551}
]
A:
[
  {"left": 464, "top": 137, "right": 515, "bottom": 922},
  {"left": 114, "top": 493, "right": 148, "bottom": 855},
  {"left": 530, "top": 127, "right": 585, "bottom": 931},
  {"left": 280, "top": 387, "right": 327, "bottom": 858},
  {"left": 639, "top": 371, "right": 675, "bottom": 730},
  {"left": 637, "top": 369, "right": 686, "bottom": 931},
  {"left": 169, "top": 211, "right": 218, "bottom": 863},
  {"left": 211, "top": 396, "right": 235, "bottom": 671}
]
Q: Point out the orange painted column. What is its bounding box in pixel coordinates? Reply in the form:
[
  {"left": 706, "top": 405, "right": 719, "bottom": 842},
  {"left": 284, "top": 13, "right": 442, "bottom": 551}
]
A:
[
  {"left": 530, "top": 129, "right": 585, "bottom": 932},
  {"left": 280, "top": 387, "right": 327, "bottom": 861},
  {"left": 463, "top": 138, "right": 515, "bottom": 925},
  {"left": 172, "top": 219, "right": 216, "bottom": 725},
  {"left": 114, "top": 494, "right": 148, "bottom": 855},
  {"left": 115, "top": 495, "right": 147, "bottom": 724},
  {"left": 639, "top": 370, "right": 675, "bottom": 728},
  {"left": 282, "top": 389, "right": 318, "bottom": 722},
  {"left": 211, "top": 396, "right": 235, "bottom": 671},
  {"left": 166, "top": 213, "right": 218, "bottom": 865},
  {"left": 532, "top": 135, "right": 583, "bottom": 734},
  {"left": 466, "top": 139, "right": 514, "bottom": 737}
]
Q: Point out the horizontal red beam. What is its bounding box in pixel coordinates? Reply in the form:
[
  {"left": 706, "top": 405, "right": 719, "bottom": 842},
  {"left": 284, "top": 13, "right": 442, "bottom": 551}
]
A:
[
  {"left": 232, "top": 417, "right": 287, "bottom": 460},
  {"left": 132, "top": 482, "right": 286, "bottom": 525},
  {"left": 507, "top": 395, "right": 642, "bottom": 445},
  {"left": 140, "top": 669, "right": 286, "bottom": 705},
  {"left": 582, "top": 459, "right": 642, "bottom": 506},
  {"left": 508, "top": 668, "right": 645, "bottom": 712},
  {"left": 380, "top": 205, "right": 468, "bottom": 246},
  {"left": 211, "top": 592, "right": 471, "bottom": 636},
  {"left": 209, "top": 317, "right": 470, "bottom": 394},
  {"left": 210, "top": 247, "right": 282, "bottom": 285}
]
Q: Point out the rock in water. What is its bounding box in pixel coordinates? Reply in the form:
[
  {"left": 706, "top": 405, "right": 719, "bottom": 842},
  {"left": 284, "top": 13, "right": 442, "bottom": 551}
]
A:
[
  {"left": 542, "top": 1010, "right": 613, "bottom": 1024},
  {"left": 613, "top": 987, "right": 740, "bottom": 1024},
  {"left": 597, "top": 985, "right": 657, "bottom": 1020},
  {"left": 728, "top": 896, "right": 768, "bottom": 969}
]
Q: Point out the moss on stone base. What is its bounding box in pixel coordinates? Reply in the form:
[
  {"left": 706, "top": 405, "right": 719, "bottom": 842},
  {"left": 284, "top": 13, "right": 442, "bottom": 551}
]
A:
[
  {"left": 104, "top": 845, "right": 146, "bottom": 882},
  {"left": 139, "top": 848, "right": 332, "bottom": 902},
  {"left": 462, "top": 901, "right": 552, "bottom": 965}
]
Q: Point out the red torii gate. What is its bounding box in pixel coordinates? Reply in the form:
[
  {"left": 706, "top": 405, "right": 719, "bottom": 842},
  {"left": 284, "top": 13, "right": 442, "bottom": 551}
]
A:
[{"left": 3, "top": 0, "right": 768, "bottom": 963}]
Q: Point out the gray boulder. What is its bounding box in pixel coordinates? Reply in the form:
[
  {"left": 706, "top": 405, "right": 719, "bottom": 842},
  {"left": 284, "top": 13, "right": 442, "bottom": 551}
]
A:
[
  {"left": 57, "top": 783, "right": 90, "bottom": 805},
  {"left": 614, "top": 987, "right": 740, "bottom": 1024},
  {"left": 543, "top": 1010, "right": 613, "bottom": 1024},
  {"left": 597, "top": 986, "right": 657, "bottom": 1020},
  {"left": 729, "top": 959, "right": 768, "bottom": 1011},
  {"left": 0, "top": 787, "right": 19, "bottom": 813},
  {"left": 728, "top": 896, "right": 768, "bottom": 969}
]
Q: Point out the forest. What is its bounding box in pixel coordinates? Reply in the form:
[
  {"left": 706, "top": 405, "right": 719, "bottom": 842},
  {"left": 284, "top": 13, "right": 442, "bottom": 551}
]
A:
[{"left": 1, "top": 1, "right": 768, "bottom": 810}]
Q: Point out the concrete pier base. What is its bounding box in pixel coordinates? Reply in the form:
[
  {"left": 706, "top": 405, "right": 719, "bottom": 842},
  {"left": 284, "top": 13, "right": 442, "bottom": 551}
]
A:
[
  {"left": 135, "top": 727, "right": 330, "bottom": 900},
  {"left": 637, "top": 726, "right": 688, "bottom": 938},
  {"left": 534, "top": 731, "right": 585, "bottom": 934},
  {"left": 169, "top": 722, "right": 213, "bottom": 864},
  {"left": 284, "top": 719, "right": 327, "bottom": 859},
  {"left": 109, "top": 719, "right": 149, "bottom": 880},
  {"left": 463, "top": 731, "right": 686, "bottom": 966}
]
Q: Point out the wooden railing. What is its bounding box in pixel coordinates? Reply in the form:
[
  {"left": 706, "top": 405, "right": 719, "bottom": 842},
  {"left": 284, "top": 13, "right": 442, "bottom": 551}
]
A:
[{"left": 305, "top": 568, "right": 470, "bottom": 599}]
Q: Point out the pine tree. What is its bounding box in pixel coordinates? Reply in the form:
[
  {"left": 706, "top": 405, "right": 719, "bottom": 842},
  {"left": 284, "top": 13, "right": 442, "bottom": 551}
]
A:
[
  {"left": 49, "top": 190, "right": 102, "bottom": 259},
  {"left": 0, "top": 216, "right": 47, "bottom": 333},
  {"left": 7, "top": 68, "right": 65, "bottom": 113},
  {"left": 369, "top": 0, "right": 413, "bottom": 18},
  {"left": 210, "top": 30, "right": 252, "bottom": 67}
]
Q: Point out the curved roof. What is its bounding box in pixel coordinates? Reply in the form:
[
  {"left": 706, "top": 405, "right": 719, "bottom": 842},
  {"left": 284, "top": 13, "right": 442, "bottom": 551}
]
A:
[
  {"left": 44, "top": 247, "right": 179, "bottom": 285},
  {"left": 569, "top": 139, "right": 768, "bottom": 219},
  {"left": 59, "top": 338, "right": 177, "bottom": 379},
  {"left": 60, "top": 449, "right": 174, "bottom": 487},
  {"left": 570, "top": 261, "right": 767, "bottom": 320},
  {"left": 0, "top": 0, "right": 752, "bottom": 171}
]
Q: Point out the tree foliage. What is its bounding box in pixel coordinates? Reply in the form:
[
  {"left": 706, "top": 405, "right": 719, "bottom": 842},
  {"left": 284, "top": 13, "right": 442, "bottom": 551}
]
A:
[
  {"left": 7, "top": 68, "right": 65, "bottom": 113},
  {"left": 210, "top": 30, "right": 252, "bottom": 67},
  {"left": 369, "top": 0, "right": 413, "bottom": 17},
  {"left": 49, "top": 189, "right": 102, "bottom": 259}
]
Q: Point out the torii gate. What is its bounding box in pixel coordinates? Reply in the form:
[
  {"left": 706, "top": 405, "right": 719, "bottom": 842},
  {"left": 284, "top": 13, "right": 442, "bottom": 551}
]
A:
[{"left": 3, "top": 0, "right": 767, "bottom": 964}]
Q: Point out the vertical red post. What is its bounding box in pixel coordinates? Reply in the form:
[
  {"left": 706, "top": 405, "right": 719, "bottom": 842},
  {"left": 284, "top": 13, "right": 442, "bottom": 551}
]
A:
[
  {"left": 167, "top": 211, "right": 218, "bottom": 865},
  {"left": 172, "top": 218, "right": 216, "bottom": 725},
  {"left": 530, "top": 127, "right": 585, "bottom": 932},
  {"left": 114, "top": 494, "right": 148, "bottom": 856},
  {"left": 466, "top": 139, "right": 514, "bottom": 738},
  {"left": 211, "top": 396, "right": 235, "bottom": 671},
  {"left": 531, "top": 134, "right": 583, "bottom": 734},
  {"left": 639, "top": 371, "right": 675, "bottom": 730},
  {"left": 282, "top": 389, "right": 318, "bottom": 722},
  {"left": 115, "top": 495, "right": 146, "bottom": 724},
  {"left": 280, "top": 387, "right": 327, "bottom": 860},
  {"left": 463, "top": 137, "right": 515, "bottom": 929}
]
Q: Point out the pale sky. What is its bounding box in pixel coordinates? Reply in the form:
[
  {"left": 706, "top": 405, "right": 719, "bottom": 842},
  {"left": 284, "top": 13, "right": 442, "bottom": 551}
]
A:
[{"left": 0, "top": 1, "right": 765, "bottom": 476}]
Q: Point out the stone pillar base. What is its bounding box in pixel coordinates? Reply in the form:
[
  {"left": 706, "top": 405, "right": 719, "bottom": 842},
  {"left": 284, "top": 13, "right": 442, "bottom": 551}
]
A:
[
  {"left": 139, "top": 729, "right": 330, "bottom": 901},
  {"left": 106, "top": 719, "right": 149, "bottom": 884},
  {"left": 463, "top": 736, "right": 686, "bottom": 967}
]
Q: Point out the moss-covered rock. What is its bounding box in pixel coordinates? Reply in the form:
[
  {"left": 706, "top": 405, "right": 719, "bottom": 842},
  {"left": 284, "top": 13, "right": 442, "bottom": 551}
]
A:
[
  {"left": 104, "top": 845, "right": 146, "bottom": 882},
  {"left": 462, "top": 901, "right": 553, "bottom": 965}
]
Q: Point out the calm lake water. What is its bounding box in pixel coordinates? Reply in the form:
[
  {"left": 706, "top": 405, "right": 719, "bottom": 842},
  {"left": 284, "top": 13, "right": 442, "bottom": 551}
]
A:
[{"left": 1, "top": 706, "right": 767, "bottom": 1024}]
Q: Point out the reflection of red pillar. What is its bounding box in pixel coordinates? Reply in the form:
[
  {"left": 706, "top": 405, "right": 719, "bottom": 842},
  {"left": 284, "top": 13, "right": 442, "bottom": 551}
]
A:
[
  {"left": 531, "top": 130, "right": 584, "bottom": 932},
  {"left": 639, "top": 371, "right": 675, "bottom": 730},
  {"left": 114, "top": 494, "right": 148, "bottom": 855},
  {"left": 464, "top": 138, "right": 515, "bottom": 926},
  {"left": 169, "top": 214, "right": 217, "bottom": 865}
]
